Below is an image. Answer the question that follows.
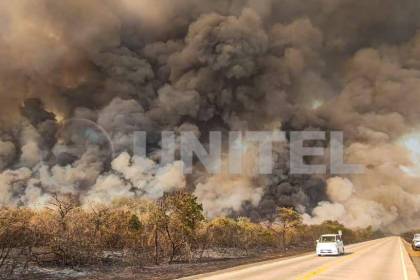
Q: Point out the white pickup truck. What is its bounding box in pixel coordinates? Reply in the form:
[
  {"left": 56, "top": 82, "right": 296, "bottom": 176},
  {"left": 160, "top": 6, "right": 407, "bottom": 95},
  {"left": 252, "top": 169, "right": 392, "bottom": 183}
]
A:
[
  {"left": 412, "top": 234, "right": 420, "bottom": 251},
  {"left": 316, "top": 234, "right": 345, "bottom": 256}
]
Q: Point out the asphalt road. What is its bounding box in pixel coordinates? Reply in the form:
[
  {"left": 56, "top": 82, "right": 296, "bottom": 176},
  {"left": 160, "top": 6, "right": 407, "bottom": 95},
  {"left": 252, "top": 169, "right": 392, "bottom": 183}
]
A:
[{"left": 180, "top": 237, "right": 419, "bottom": 280}]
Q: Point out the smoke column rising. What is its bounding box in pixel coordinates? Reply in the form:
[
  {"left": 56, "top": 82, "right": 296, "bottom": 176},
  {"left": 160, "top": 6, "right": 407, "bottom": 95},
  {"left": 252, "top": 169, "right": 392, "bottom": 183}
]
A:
[{"left": 1, "top": 0, "right": 420, "bottom": 232}]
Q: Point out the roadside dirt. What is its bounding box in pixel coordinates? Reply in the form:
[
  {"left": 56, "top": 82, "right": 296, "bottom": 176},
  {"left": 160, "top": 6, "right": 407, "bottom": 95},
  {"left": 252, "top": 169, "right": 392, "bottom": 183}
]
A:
[
  {"left": 82, "top": 248, "right": 312, "bottom": 280},
  {"left": 5, "top": 247, "right": 313, "bottom": 280},
  {"left": 402, "top": 240, "right": 420, "bottom": 277}
]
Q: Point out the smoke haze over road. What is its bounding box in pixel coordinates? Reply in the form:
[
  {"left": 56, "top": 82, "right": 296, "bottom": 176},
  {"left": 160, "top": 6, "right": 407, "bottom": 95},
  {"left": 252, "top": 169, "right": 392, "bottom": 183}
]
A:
[{"left": 2, "top": 0, "right": 420, "bottom": 233}]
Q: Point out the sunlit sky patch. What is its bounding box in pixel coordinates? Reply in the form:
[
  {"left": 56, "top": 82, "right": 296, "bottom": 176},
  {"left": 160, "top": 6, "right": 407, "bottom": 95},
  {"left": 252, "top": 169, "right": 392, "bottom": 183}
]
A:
[
  {"left": 311, "top": 100, "right": 323, "bottom": 110},
  {"left": 399, "top": 132, "right": 420, "bottom": 176}
]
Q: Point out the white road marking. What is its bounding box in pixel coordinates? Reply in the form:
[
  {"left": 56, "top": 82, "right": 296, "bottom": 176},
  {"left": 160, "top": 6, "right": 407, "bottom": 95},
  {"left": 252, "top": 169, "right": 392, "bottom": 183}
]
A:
[{"left": 400, "top": 239, "right": 409, "bottom": 280}]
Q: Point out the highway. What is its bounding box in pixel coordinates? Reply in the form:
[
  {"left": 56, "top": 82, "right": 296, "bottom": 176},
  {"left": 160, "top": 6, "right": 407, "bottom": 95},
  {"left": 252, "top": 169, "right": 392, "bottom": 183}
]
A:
[{"left": 180, "top": 237, "right": 419, "bottom": 280}]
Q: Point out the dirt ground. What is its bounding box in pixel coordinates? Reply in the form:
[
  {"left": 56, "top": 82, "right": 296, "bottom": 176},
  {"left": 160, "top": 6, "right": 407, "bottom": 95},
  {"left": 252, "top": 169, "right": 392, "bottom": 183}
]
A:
[
  {"left": 403, "top": 240, "right": 420, "bottom": 277},
  {"left": 4, "top": 247, "right": 313, "bottom": 280},
  {"left": 84, "top": 249, "right": 312, "bottom": 280}
]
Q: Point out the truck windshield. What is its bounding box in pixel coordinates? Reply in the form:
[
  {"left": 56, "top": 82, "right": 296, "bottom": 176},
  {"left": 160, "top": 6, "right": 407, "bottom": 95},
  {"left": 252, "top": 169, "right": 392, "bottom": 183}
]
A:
[
  {"left": 414, "top": 234, "right": 420, "bottom": 239},
  {"left": 319, "top": 236, "right": 336, "bottom": 243}
]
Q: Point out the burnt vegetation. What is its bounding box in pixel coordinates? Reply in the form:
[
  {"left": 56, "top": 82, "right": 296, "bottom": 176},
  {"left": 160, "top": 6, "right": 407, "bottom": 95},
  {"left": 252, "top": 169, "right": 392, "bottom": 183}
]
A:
[{"left": 0, "top": 193, "right": 380, "bottom": 279}]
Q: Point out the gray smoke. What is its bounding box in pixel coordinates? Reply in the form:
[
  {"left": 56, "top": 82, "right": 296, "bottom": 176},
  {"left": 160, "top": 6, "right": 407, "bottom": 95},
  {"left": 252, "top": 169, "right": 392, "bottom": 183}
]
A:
[{"left": 1, "top": 0, "right": 420, "bottom": 232}]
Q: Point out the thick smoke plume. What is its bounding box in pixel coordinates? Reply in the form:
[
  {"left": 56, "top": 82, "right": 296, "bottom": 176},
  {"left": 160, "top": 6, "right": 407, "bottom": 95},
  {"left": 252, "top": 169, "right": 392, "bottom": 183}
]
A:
[{"left": 1, "top": 0, "right": 420, "bottom": 233}]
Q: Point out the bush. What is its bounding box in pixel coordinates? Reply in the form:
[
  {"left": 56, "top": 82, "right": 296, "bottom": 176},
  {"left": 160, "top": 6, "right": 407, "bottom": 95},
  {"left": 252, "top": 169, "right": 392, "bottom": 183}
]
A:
[{"left": 0, "top": 195, "right": 379, "bottom": 277}]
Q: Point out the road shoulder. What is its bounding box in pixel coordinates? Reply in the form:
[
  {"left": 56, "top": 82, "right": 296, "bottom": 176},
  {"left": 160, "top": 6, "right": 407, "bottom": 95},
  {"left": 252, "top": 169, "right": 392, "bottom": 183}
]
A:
[{"left": 401, "top": 239, "right": 420, "bottom": 279}]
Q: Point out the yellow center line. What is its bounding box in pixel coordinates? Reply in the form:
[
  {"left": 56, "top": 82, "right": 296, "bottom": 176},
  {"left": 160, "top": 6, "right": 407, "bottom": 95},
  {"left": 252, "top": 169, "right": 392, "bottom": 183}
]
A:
[{"left": 295, "top": 240, "right": 389, "bottom": 280}]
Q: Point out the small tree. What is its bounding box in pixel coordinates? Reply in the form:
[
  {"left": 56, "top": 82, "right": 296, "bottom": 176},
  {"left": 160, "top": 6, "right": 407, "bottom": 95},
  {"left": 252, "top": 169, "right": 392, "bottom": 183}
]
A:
[
  {"left": 0, "top": 208, "right": 34, "bottom": 276},
  {"left": 47, "top": 194, "right": 78, "bottom": 231},
  {"left": 276, "top": 207, "right": 302, "bottom": 251},
  {"left": 159, "top": 191, "right": 205, "bottom": 263},
  {"left": 128, "top": 214, "right": 142, "bottom": 232}
]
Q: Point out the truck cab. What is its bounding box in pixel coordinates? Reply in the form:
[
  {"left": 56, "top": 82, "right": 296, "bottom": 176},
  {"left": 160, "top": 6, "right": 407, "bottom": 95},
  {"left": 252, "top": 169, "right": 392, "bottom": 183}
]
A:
[
  {"left": 316, "top": 234, "right": 345, "bottom": 256},
  {"left": 412, "top": 234, "right": 420, "bottom": 251}
]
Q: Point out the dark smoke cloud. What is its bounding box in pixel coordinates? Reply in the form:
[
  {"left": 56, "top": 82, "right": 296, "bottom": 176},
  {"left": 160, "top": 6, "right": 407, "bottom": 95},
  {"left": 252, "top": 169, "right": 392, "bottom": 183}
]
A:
[{"left": 1, "top": 0, "right": 420, "bottom": 232}]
